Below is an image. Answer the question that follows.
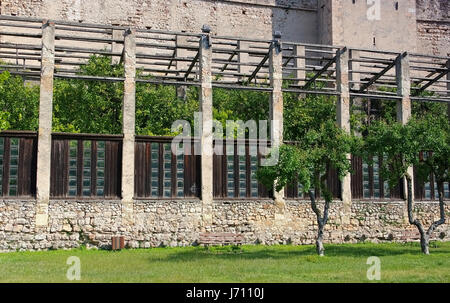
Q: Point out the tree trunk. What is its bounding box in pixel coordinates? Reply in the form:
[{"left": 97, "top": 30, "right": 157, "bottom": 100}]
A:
[
  {"left": 309, "top": 174, "right": 330, "bottom": 257},
  {"left": 405, "top": 176, "right": 446, "bottom": 255},
  {"left": 420, "top": 235, "right": 430, "bottom": 255},
  {"left": 405, "top": 176, "right": 427, "bottom": 254},
  {"left": 316, "top": 222, "right": 325, "bottom": 256}
]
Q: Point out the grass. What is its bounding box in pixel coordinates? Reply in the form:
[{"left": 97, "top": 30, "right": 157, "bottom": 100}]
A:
[{"left": 0, "top": 242, "right": 449, "bottom": 283}]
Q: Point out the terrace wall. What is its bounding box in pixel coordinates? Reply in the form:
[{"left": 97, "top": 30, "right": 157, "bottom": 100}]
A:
[{"left": 1, "top": 199, "right": 448, "bottom": 251}]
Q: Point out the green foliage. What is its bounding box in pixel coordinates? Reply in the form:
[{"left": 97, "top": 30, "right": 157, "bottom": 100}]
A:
[
  {"left": 136, "top": 84, "right": 198, "bottom": 136},
  {"left": 213, "top": 88, "right": 269, "bottom": 124},
  {"left": 410, "top": 114, "right": 449, "bottom": 185},
  {"left": 283, "top": 91, "right": 337, "bottom": 141},
  {"left": 360, "top": 114, "right": 449, "bottom": 188},
  {"left": 257, "top": 120, "right": 354, "bottom": 199},
  {"left": 0, "top": 71, "right": 40, "bottom": 131},
  {"left": 53, "top": 55, "right": 125, "bottom": 134}
]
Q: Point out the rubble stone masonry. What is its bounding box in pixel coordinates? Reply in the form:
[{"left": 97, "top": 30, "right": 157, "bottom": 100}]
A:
[{"left": 0, "top": 199, "right": 448, "bottom": 251}]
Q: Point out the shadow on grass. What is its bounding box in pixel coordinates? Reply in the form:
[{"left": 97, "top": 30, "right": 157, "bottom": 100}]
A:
[{"left": 156, "top": 242, "right": 450, "bottom": 262}]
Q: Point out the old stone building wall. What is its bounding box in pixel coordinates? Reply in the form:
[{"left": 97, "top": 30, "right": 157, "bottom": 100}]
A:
[
  {"left": 0, "top": 0, "right": 319, "bottom": 43},
  {"left": 0, "top": 0, "right": 448, "bottom": 53},
  {"left": 416, "top": 0, "right": 449, "bottom": 56},
  {"left": 1, "top": 199, "right": 448, "bottom": 251}
]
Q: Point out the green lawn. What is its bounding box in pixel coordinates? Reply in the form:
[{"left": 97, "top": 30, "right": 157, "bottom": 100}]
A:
[{"left": 0, "top": 242, "right": 449, "bottom": 283}]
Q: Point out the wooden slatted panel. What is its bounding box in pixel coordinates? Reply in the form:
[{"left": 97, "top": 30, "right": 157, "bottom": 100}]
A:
[
  {"left": 213, "top": 146, "right": 224, "bottom": 197},
  {"left": 50, "top": 135, "right": 122, "bottom": 198},
  {"left": 1, "top": 137, "right": 10, "bottom": 196},
  {"left": 104, "top": 140, "right": 122, "bottom": 198},
  {"left": 327, "top": 167, "right": 341, "bottom": 199},
  {"left": 0, "top": 134, "right": 37, "bottom": 197},
  {"left": 50, "top": 139, "right": 68, "bottom": 197},
  {"left": 134, "top": 138, "right": 200, "bottom": 199},
  {"left": 258, "top": 151, "right": 270, "bottom": 198},
  {"left": 414, "top": 164, "right": 425, "bottom": 200},
  {"left": 351, "top": 155, "right": 363, "bottom": 199},
  {"left": 134, "top": 142, "right": 146, "bottom": 198}
]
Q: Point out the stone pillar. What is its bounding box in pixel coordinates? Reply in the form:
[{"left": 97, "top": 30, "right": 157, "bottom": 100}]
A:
[
  {"left": 35, "top": 20, "right": 55, "bottom": 227},
  {"left": 199, "top": 25, "right": 213, "bottom": 230},
  {"left": 293, "top": 45, "right": 306, "bottom": 87},
  {"left": 269, "top": 32, "right": 284, "bottom": 207},
  {"left": 447, "top": 60, "right": 450, "bottom": 119},
  {"left": 396, "top": 52, "right": 413, "bottom": 218},
  {"left": 111, "top": 28, "right": 124, "bottom": 65},
  {"left": 121, "top": 29, "right": 136, "bottom": 225},
  {"left": 335, "top": 47, "right": 352, "bottom": 224}
]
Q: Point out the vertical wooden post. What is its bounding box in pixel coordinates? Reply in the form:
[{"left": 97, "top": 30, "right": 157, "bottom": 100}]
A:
[
  {"left": 121, "top": 28, "right": 136, "bottom": 225},
  {"left": 35, "top": 20, "right": 55, "bottom": 227},
  {"left": 336, "top": 47, "right": 352, "bottom": 223},
  {"left": 199, "top": 25, "right": 213, "bottom": 230},
  {"left": 269, "top": 31, "right": 285, "bottom": 207}
]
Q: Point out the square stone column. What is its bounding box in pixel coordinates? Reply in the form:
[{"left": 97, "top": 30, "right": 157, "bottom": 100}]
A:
[
  {"left": 293, "top": 44, "right": 306, "bottom": 87},
  {"left": 335, "top": 47, "right": 352, "bottom": 224},
  {"left": 121, "top": 29, "right": 136, "bottom": 225},
  {"left": 269, "top": 32, "right": 284, "bottom": 207},
  {"left": 396, "top": 53, "right": 411, "bottom": 125},
  {"left": 447, "top": 60, "right": 450, "bottom": 119},
  {"left": 35, "top": 20, "right": 55, "bottom": 227},
  {"left": 396, "top": 52, "right": 414, "bottom": 220},
  {"left": 199, "top": 25, "right": 213, "bottom": 230}
]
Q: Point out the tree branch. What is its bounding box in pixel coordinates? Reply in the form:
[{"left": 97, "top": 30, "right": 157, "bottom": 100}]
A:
[
  {"left": 426, "top": 180, "right": 446, "bottom": 237},
  {"left": 406, "top": 175, "right": 425, "bottom": 237}
]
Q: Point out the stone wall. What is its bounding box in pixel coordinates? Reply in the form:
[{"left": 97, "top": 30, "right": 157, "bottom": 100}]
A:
[
  {"left": 1, "top": 0, "right": 449, "bottom": 54},
  {"left": 318, "top": 0, "right": 419, "bottom": 52},
  {"left": 1, "top": 198, "right": 448, "bottom": 252},
  {"left": 0, "top": 0, "right": 319, "bottom": 43},
  {"left": 416, "top": 0, "right": 450, "bottom": 56}
]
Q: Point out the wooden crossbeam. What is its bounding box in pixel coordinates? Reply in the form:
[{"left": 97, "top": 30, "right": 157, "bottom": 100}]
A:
[
  {"left": 302, "top": 55, "right": 337, "bottom": 89},
  {"left": 221, "top": 49, "right": 238, "bottom": 72},
  {"left": 283, "top": 55, "right": 295, "bottom": 67},
  {"left": 165, "top": 49, "right": 177, "bottom": 76},
  {"left": 414, "top": 68, "right": 450, "bottom": 95},
  {"left": 246, "top": 44, "right": 273, "bottom": 84},
  {"left": 358, "top": 52, "right": 406, "bottom": 93},
  {"left": 184, "top": 51, "right": 199, "bottom": 81}
]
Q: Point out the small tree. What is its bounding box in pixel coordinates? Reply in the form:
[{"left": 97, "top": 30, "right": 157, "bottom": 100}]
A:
[
  {"left": 257, "top": 120, "right": 354, "bottom": 256},
  {"left": 362, "top": 115, "right": 448, "bottom": 254}
]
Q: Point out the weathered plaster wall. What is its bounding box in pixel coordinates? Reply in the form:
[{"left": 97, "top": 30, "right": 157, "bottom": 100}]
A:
[
  {"left": 318, "top": 0, "right": 418, "bottom": 52},
  {"left": 1, "top": 199, "right": 448, "bottom": 251},
  {"left": 0, "top": 0, "right": 319, "bottom": 43},
  {"left": 416, "top": 0, "right": 450, "bottom": 56},
  {"left": 1, "top": 0, "right": 448, "bottom": 54}
]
